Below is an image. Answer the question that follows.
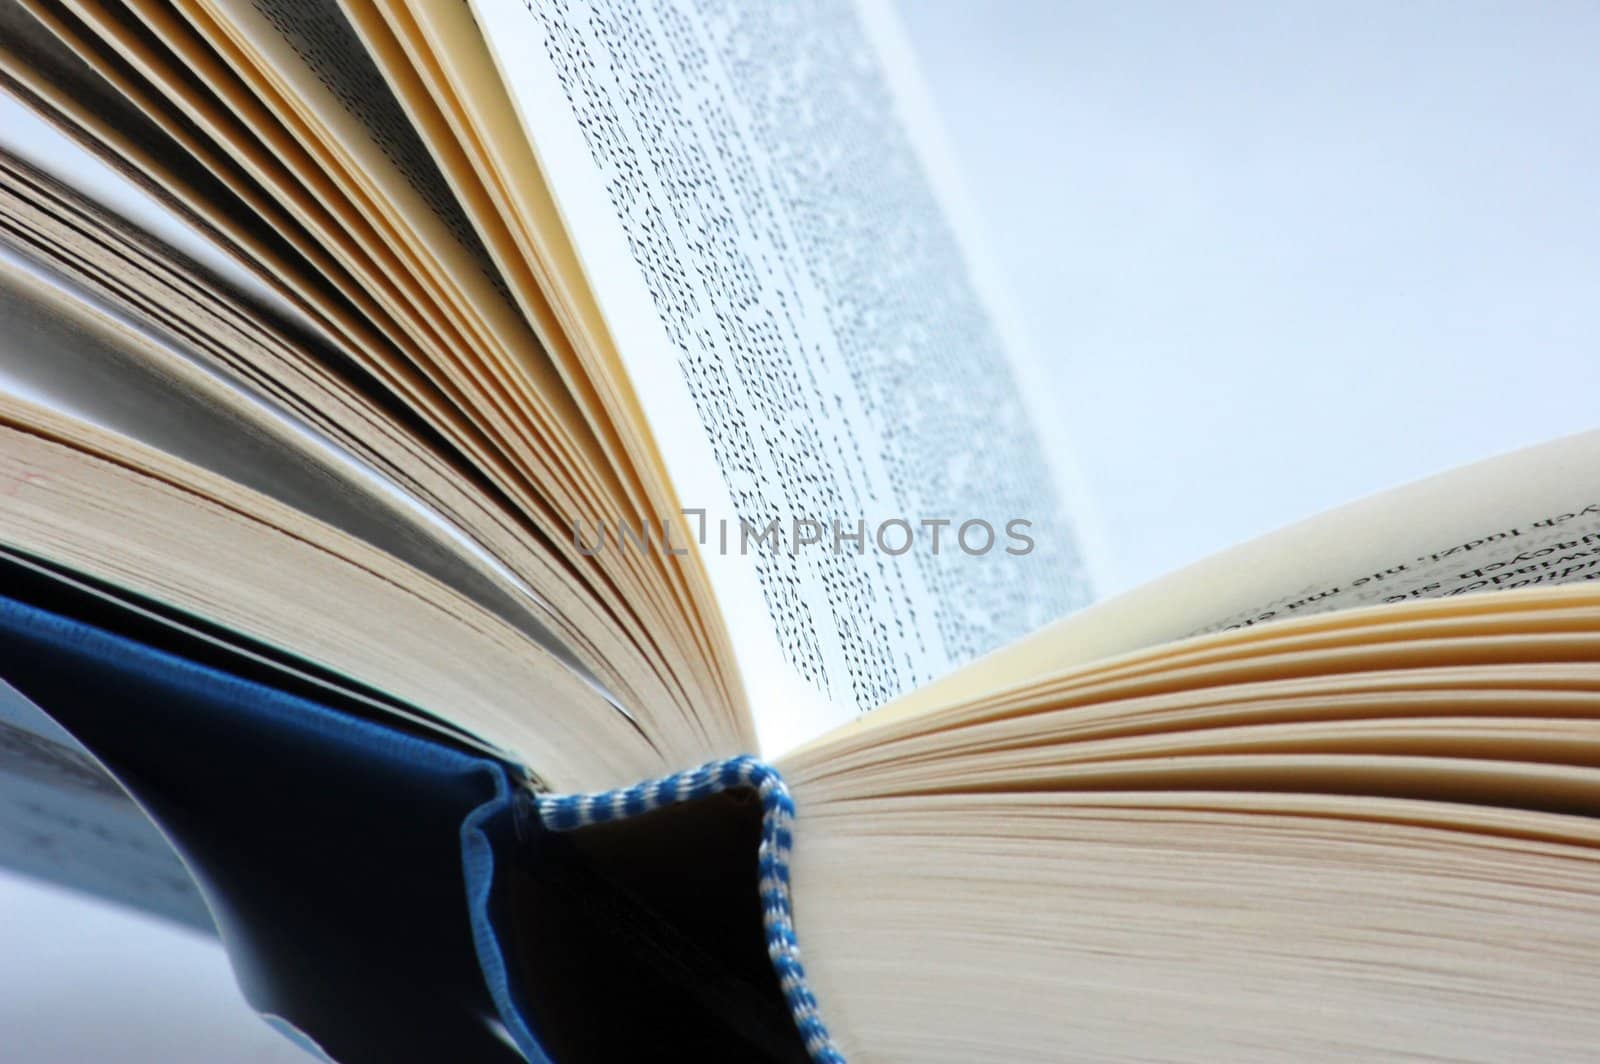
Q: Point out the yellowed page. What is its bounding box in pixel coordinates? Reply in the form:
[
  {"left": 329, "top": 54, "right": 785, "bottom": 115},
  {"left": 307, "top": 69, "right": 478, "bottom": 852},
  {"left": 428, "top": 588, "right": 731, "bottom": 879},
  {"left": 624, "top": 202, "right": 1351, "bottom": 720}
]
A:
[{"left": 902, "top": 431, "right": 1600, "bottom": 716}]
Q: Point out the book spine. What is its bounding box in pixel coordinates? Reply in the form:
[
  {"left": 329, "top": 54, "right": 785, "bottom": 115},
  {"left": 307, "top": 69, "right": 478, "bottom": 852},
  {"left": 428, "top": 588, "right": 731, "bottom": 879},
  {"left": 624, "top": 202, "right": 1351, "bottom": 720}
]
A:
[{"left": 535, "top": 757, "right": 845, "bottom": 1064}]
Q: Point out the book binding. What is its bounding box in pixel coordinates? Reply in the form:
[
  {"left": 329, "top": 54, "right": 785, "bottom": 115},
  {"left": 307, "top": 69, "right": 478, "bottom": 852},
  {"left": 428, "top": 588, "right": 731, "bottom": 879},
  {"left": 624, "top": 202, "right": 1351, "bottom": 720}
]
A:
[{"left": 533, "top": 757, "right": 845, "bottom": 1064}]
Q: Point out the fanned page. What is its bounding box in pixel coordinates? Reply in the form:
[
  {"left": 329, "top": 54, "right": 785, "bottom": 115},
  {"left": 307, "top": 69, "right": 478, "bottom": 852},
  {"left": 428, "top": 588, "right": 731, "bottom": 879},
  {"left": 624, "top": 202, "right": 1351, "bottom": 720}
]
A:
[
  {"left": 778, "top": 582, "right": 1600, "bottom": 1061},
  {"left": 895, "top": 429, "right": 1600, "bottom": 722},
  {"left": 469, "top": 0, "right": 1098, "bottom": 753},
  {"left": 0, "top": 0, "right": 753, "bottom": 769}
]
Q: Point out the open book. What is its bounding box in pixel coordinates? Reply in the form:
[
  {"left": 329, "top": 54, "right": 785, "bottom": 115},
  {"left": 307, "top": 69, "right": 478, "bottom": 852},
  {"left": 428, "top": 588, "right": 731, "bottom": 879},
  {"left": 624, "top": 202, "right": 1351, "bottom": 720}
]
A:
[{"left": 1, "top": 0, "right": 1598, "bottom": 1060}]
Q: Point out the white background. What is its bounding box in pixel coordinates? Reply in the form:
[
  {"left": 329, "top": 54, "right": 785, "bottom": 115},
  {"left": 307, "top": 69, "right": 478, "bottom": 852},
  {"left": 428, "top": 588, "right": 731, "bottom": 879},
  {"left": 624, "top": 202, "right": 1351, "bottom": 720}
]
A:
[{"left": 2, "top": 2, "right": 1597, "bottom": 1059}]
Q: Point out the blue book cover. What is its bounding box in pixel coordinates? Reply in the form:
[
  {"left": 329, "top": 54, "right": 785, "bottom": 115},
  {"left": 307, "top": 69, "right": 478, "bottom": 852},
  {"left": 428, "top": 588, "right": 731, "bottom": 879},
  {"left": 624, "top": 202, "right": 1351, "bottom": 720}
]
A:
[{"left": 0, "top": 551, "right": 812, "bottom": 1063}]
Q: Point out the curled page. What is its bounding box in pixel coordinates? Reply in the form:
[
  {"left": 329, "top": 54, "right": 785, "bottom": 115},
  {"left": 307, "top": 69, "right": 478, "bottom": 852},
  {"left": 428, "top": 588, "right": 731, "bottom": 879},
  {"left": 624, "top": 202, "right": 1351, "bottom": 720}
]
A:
[{"left": 472, "top": 0, "right": 1096, "bottom": 752}]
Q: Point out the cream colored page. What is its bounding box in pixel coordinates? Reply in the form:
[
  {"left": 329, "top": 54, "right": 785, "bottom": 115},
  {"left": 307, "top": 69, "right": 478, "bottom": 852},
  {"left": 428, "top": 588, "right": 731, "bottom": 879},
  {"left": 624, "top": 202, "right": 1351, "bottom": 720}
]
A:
[
  {"left": 471, "top": 0, "right": 1095, "bottom": 754},
  {"left": 904, "top": 430, "right": 1600, "bottom": 714},
  {"left": 0, "top": 91, "right": 295, "bottom": 328},
  {"left": 208, "top": 0, "right": 507, "bottom": 300}
]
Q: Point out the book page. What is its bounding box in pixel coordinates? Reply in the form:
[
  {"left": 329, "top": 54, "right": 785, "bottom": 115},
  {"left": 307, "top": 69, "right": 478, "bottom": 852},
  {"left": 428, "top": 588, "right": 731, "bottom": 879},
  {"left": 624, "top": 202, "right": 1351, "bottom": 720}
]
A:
[
  {"left": 895, "top": 430, "right": 1600, "bottom": 716},
  {"left": 471, "top": 0, "right": 1097, "bottom": 753}
]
